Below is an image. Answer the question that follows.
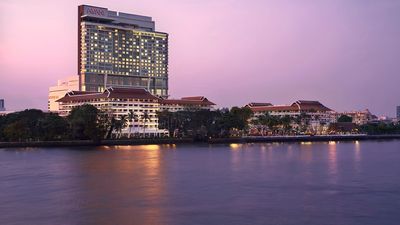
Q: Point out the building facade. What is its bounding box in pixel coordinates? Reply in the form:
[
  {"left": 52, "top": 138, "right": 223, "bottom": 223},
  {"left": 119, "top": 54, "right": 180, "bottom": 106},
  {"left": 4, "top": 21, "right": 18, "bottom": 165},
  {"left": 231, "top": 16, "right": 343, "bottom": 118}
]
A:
[
  {"left": 248, "top": 100, "right": 334, "bottom": 124},
  {"left": 57, "top": 87, "right": 166, "bottom": 136},
  {"left": 78, "top": 5, "right": 168, "bottom": 97},
  {"left": 336, "top": 109, "right": 373, "bottom": 125},
  {"left": 48, "top": 76, "right": 80, "bottom": 112},
  {"left": 397, "top": 106, "right": 400, "bottom": 120},
  {"left": 57, "top": 87, "right": 216, "bottom": 136},
  {"left": 247, "top": 100, "right": 335, "bottom": 134},
  {"left": 160, "top": 96, "right": 215, "bottom": 112},
  {"left": 0, "top": 99, "right": 5, "bottom": 111}
]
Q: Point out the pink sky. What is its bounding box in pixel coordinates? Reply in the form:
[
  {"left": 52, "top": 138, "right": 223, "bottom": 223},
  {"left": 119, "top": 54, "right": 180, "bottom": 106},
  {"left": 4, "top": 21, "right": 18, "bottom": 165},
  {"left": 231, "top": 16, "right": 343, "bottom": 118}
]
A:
[{"left": 1, "top": 0, "right": 400, "bottom": 116}]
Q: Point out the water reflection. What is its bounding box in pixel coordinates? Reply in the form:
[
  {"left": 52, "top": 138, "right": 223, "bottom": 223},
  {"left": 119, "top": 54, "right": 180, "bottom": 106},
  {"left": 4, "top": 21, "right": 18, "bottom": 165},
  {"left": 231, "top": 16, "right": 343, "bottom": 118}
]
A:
[
  {"left": 229, "top": 143, "right": 243, "bottom": 150},
  {"left": 354, "top": 141, "right": 361, "bottom": 173},
  {"left": 75, "top": 145, "right": 166, "bottom": 225},
  {"left": 328, "top": 141, "right": 338, "bottom": 184},
  {"left": 2, "top": 142, "right": 400, "bottom": 225}
]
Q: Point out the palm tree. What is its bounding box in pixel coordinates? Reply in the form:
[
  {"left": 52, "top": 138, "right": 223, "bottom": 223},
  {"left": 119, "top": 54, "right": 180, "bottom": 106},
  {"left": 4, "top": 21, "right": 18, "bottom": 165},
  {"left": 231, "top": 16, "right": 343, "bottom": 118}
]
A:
[
  {"left": 128, "top": 111, "right": 138, "bottom": 138},
  {"left": 114, "top": 115, "right": 128, "bottom": 138},
  {"left": 142, "top": 111, "right": 150, "bottom": 138}
]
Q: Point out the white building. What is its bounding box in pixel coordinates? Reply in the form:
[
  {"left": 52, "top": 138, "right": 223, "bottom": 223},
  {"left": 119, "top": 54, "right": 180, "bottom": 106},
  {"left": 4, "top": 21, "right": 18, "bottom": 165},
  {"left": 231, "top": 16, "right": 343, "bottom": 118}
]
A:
[
  {"left": 48, "top": 76, "right": 79, "bottom": 112},
  {"left": 56, "top": 85, "right": 217, "bottom": 137},
  {"left": 57, "top": 87, "right": 167, "bottom": 136},
  {"left": 247, "top": 100, "right": 335, "bottom": 134}
]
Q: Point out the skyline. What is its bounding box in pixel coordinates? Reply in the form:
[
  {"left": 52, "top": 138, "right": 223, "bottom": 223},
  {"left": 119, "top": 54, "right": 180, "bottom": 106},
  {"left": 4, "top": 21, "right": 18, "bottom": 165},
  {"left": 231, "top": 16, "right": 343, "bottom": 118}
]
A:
[{"left": 1, "top": 0, "right": 400, "bottom": 116}]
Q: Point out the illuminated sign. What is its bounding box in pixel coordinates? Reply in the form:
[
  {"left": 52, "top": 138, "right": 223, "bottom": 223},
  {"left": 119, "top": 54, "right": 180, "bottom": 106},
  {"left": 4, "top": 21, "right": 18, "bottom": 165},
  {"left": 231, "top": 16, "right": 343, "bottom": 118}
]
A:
[{"left": 83, "top": 6, "right": 108, "bottom": 17}]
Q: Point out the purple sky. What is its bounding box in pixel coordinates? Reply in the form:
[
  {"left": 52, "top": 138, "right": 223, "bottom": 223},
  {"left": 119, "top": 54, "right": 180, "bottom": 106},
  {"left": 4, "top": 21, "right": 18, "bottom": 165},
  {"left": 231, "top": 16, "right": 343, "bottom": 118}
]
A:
[{"left": 1, "top": 0, "right": 400, "bottom": 116}]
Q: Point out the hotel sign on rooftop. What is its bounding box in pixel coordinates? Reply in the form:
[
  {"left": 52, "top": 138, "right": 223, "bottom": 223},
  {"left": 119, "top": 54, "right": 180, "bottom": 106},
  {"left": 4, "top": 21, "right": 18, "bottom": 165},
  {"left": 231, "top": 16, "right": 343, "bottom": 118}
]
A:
[{"left": 82, "top": 5, "right": 108, "bottom": 18}]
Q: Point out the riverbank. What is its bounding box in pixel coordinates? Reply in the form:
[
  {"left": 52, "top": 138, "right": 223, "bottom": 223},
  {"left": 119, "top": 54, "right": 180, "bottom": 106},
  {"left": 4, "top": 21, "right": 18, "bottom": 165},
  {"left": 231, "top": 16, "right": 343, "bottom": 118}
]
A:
[{"left": 1, "top": 134, "right": 400, "bottom": 148}]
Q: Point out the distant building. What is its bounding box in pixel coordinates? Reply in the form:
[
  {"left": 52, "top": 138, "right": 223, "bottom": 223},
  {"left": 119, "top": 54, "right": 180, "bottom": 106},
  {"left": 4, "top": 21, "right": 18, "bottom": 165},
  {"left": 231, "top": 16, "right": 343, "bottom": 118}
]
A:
[
  {"left": 247, "top": 100, "right": 334, "bottom": 124},
  {"left": 48, "top": 76, "right": 79, "bottom": 112},
  {"left": 397, "top": 106, "right": 400, "bottom": 120},
  {"left": 77, "top": 5, "right": 168, "bottom": 97},
  {"left": 160, "top": 96, "right": 216, "bottom": 112},
  {"left": 246, "top": 100, "right": 335, "bottom": 134},
  {"left": 337, "top": 109, "right": 373, "bottom": 125},
  {"left": 0, "top": 99, "right": 5, "bottom": 111}
]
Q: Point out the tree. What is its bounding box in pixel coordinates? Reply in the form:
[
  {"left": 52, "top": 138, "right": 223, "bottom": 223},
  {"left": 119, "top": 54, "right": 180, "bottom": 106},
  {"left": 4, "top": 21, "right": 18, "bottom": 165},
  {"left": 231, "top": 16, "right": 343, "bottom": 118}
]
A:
[
  {"left": 338, "top": 115, "right": 353, "bottom": 123},
  {"left": 128, "top": 111, "right": 139, "bottom": 138},
  {"left": 0, "top": 109, "right": 69, "bottom": 142},
  {"left": 68, "top": 104, "right": 103, "bottom": 141},
  {"left": 114, "top": 115, "right": 128, "bottom": 138},
  {"left": 142, "top": 111, "right": 150, "bottom": 138}
]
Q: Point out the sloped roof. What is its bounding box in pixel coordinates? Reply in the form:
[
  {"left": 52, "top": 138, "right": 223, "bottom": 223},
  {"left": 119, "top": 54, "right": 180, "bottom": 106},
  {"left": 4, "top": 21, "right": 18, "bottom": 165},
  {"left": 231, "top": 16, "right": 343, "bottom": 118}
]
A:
[
  {"left": 248, "top": 100, "right": 332, "bottom": 113},
  {"left": 161, "top": 96, "right": 215, "bottom": 106},
  {"left": 292, "top": 100, "right": 332, "bottom": 111},
  {"left": 246, "top": 102, "right": 273, "bottom": 107},
  {"left": 181, "top": 96, "right": 205, "bottom": 101},
  {"left": 250, "top": 105, "right": 298, "bottom": 112},
  {"left": 56, "top": 87, "right": 159, "bottom": 102}
]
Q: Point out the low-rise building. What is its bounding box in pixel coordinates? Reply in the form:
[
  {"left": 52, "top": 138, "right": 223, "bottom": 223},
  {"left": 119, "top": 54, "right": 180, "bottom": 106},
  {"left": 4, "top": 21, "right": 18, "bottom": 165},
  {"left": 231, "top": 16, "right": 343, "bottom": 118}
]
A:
[
  {"left": 248, "top": 100, "right": 334, "bottom": 123},
  {"left": 56, "top": 87, "right": 216, "bottom": 136},
  {"left": 57, "top": 87, "right": 166, "bottom": 136},
  {"left": 48, "top": 76, "right": 79, "bottom": 112},
  {"left": 246, "top": 100, "right": 335, "bottom": 134},
  {"left": 337, "top": 109, "right": 373, "bottom": 125}
]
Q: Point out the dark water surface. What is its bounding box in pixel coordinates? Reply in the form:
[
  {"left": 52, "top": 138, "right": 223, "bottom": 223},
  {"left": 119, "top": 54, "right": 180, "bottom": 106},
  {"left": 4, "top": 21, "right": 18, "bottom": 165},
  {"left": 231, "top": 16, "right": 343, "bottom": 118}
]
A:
[{"left": 1, "top": 141, "right": 400, "bottom": 225}]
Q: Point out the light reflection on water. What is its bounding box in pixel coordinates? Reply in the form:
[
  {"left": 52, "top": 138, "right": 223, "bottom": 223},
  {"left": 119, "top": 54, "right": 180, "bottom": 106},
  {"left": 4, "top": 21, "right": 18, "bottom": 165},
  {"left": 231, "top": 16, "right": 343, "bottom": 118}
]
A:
[{"left": 1, "top": 141, "right": 400, "bottom": 225}]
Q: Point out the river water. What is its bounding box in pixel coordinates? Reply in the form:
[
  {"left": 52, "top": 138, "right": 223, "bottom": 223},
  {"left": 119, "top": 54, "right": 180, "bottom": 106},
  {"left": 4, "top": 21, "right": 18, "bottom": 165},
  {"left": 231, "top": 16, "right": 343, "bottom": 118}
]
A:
[{"left": 1, "top": 141, "right": 400, "bottom": 225}]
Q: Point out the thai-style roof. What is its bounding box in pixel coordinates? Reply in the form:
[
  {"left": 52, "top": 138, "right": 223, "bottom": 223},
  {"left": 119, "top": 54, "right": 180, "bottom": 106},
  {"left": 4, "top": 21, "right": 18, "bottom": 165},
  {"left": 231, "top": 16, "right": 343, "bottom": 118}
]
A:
[
  {"left": 248, "top": 100, "right": 332, "bottom": 113},
  {"left": 161, "top": 96, "right": 215, "bottom": 106},
  {"left": 246, "top": 102, "right": 273, "bottom": 107},
  {"left": 56, "top": 87, "right": 159, "bottom": 103}
]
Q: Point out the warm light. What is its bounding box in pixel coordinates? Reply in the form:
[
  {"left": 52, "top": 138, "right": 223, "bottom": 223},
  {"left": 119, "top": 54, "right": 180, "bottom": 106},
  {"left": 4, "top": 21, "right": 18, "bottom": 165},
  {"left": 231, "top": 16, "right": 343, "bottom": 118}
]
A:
[
  {"left": 229, "top": 143, "right": 242, "bottom": 150},
  {"left": 142, "top": 144, "right": 161, "bottom": 151},
  {"left": 328, "top": 141, "right": 336, "bottom": 145},
  {"left": 300, "top": 142, "right": 313, "bottom": 145}
]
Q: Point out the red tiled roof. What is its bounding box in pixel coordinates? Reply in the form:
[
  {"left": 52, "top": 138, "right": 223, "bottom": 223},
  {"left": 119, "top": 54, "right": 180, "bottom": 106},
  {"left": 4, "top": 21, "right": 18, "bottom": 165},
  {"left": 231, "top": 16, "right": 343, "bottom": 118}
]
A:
[
  {"left": 106, "top": 87, "right": 160, "bottom": 100},
  {"left": 161, "top": 96, "right": 215, "bottom": 106},
  {"left": 292, "top": 100, "right": 332, "bottom": 111},
  {"left": 246, "top": 102, "right": 273, "bottom": 107},
  {"left": 250, "top": 105, "right": 299, "bottom": 112},
  {"left": 181, "top": 96, "right": 205, "bottom": 101},
  {"left": 56, "top": 87, "right": 159, "bottom": 103},
  {"left": 248, "top": 100, "right": 332, "bottom": 113}
]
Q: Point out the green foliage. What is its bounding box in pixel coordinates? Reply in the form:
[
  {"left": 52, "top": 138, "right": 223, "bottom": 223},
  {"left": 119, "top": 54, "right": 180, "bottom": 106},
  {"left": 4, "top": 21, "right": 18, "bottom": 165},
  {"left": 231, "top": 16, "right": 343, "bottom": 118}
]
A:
[
  {"left": 338, "top": 115, "right": 353, "bottom": 123},
  {"left": 157, "top": 107, "right": 253, "bottom": 139},
  {"left": 359, "top": 122, "right": 400, "bottom": 135},
  {"left": 0, "top": 109, "right": 68, "bottom": 141},
  {"left": 67, "top": 104, "right": 104, "bottom": 141}
]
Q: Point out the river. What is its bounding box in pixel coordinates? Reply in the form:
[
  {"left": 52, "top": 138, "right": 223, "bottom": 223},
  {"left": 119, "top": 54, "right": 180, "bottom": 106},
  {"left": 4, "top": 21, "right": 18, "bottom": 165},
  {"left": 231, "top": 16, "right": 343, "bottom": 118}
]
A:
[{"left": 1, "top": 140, "right": 400, "bottom": 225}]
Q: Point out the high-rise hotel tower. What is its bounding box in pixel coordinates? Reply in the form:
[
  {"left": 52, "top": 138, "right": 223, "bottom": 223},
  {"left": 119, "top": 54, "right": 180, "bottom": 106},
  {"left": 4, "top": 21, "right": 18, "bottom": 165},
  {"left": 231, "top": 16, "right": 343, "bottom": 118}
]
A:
[{"left": 78, "top": 5, "right": 168, "bottom": 97}]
